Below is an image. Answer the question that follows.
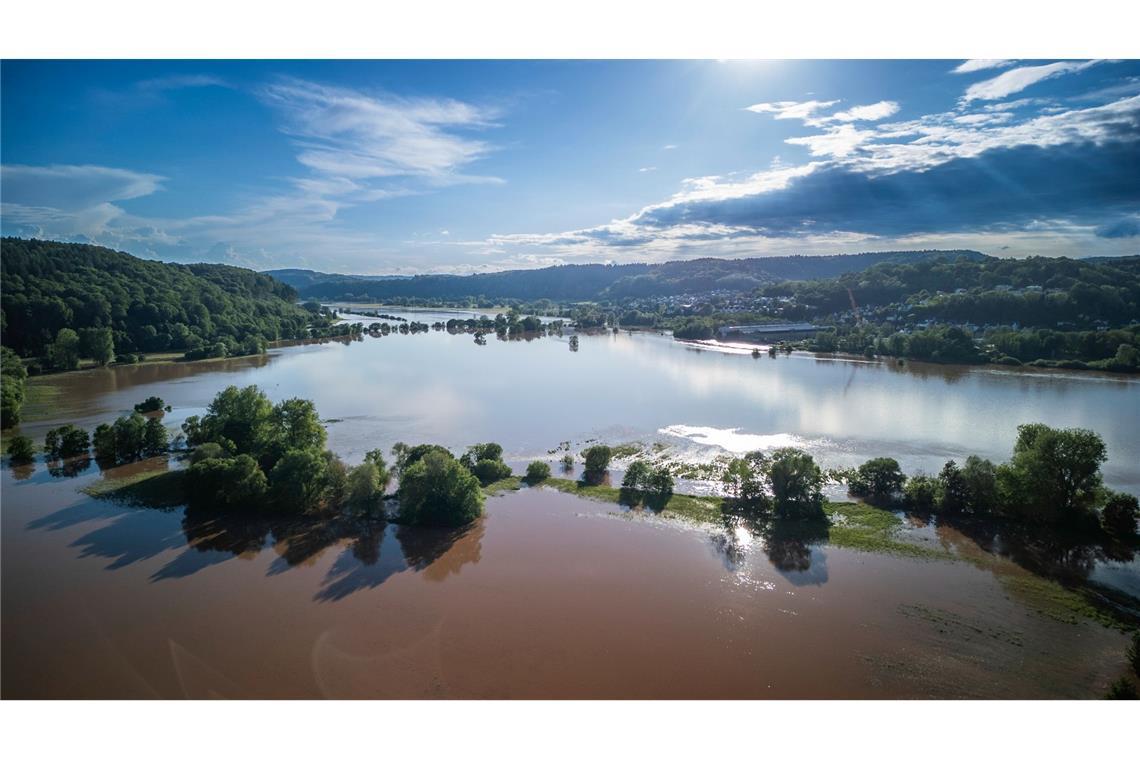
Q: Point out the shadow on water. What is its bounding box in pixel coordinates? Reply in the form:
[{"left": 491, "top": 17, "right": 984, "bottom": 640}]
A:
[{"left": 929, "top": 511, "right": 1140, "bottom": 606}]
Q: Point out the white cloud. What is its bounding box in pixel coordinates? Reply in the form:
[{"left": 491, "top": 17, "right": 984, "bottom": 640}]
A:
[
  {"left": 786, "top": 124, "right": 871, "bottom": 157},
  {"left": 261, "top": 78, "right": 500, "bottom": 181},
  {"left": 952, "top": 60, "right": 1016, "bottom": 74},
  {"left": 745, "top": 100, "right": 838, "bottom": 121},
  {"left": 662, "top": 144, "right": 678, "bottom": 150},
  {"left": 830, "top": 101, "right": 899, "bottom": 122},
  {"left": 1, "top": 164, "right": 163, "bottom": 211},
  {"left": 962, "top": 60, "right": 1100, "bottom": 102},
  {"left": 639, "top": 166, "right": 657, "bottom": 172}
]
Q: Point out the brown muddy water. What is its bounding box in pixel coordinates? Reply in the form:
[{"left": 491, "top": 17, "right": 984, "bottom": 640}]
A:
[{"left": 2, "top": 314, "right": 1138, "bottom": 698}]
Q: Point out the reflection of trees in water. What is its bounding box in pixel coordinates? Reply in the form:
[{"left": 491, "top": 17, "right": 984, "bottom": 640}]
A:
[
  {"left": 712, "top": 507, "right": 830, "bottom": 582},
  {"left": 10, "top": 462, "right": 36, "bottom": 481},
  {"left": 935, "top": 513, "right": 1136, "bottom": 584},
  {"left": 47, "top": 455, "right": 92, "bottom": 478}
]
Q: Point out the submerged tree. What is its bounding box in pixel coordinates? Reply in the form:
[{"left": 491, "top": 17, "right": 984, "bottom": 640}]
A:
[{"left": 397, "top": 449, "right": 484, "bottom": 527}]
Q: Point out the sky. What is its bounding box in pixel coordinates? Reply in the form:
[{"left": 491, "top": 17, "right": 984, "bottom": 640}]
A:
[{"left": 2, "top": 59, "right": 1138, "bottom": 274}]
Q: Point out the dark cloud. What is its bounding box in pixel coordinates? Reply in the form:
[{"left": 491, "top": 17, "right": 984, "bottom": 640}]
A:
[
  {"left": 1095, "top": 217, "right": 1140, "bottom": 238},
  {"left": 635, "top": 141, "right": 1140, "bottom": 238}
]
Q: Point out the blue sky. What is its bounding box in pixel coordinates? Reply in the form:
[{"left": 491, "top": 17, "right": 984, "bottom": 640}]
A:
[{"left": 2, "top": 59, "right": 1138, "bottom": 273}]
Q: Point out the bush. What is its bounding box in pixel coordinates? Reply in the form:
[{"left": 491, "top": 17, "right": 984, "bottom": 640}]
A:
[
  {"left": 185, "top": 454, "right": 268, "bottom": 510},
  {"left": 848, "top": 457, "right": 905, "bottom": 505},
  {"left": 189, "top": 442, "right": 227, "bottom": 464},
  {"left": 6, "top": 435, "right": 36, "bottom": 463},
  {"left": 768, "top": 447, "right": 824, "bottom": 519},
  {"left": 560, "top": 453, "right": 574, "bottom": 471},
  {"left": 472, "top": 458, "right": 512, "bottom": 485},
  {"left": 1101, "top": 491, "right": 1139, "bottom": 536},
  {"left": 582, "top": 445, "right": 612, "bottom": 477},
  {"left": 1127, "top": 632, "right": 1140, "bottom": 677},
  {"left": 397, "top": 449, "right": 484, "bottom": 527},
  {"left": 1104, "top": 677, "right": 1137, "bottom": 700},
  {"left": 133, "top": 396, "right": 165, "bottom": 414},
  {"left": 904, "top": 474, "right": 941, "bottom": 510},
  {"left": 525, "top": 460, "right": 551, "bottom": 482},
  {"left": 44, "top": 424, "right": 90, "bottom": 459}
]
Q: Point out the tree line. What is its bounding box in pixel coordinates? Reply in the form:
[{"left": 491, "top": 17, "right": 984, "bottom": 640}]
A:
[{"left": 1, "top": 238, "right": 330, "bottom": 371}]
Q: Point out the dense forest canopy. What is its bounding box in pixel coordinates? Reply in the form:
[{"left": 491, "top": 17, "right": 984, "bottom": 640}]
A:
[
  {"left": 1, "top": 238, "right": 317, "bottom": 360},
  {"left": 268, "top": 250, "right": 986, "bottom": 302},
  {"left": 766, "top": 254, "right": 1140, "bottom": 328}
]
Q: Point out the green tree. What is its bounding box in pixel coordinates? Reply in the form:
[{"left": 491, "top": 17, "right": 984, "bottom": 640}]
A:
[
  {"left": 999, "top": 424, "right": 1107, "bottom": 522},
  {"left": 363, "top": 449, "right": 392, "bottom": 491},
  {"left": 111, "top": 412, "right": 149, "bottom": 462},
  {"left": 397, "top": 449, "right": 484, "bottom": 527},
  {"left": 938, "top": 461, "right": 970, "bottom": 513},
  {"left": 1, "top": 346, "right": 27, "bottom": 428},
  {"left": 960, "top": 455, "right": 999, "bottom": 514},
  {"left": 92, "top": 423, "right": 115, "bottom": 460},
  {"left": 622, "top": 460, "right": 652, "bottom": 490},
  {"left": 44, "top": 424, "right": 90, "bottom": 459},
  {"left": 78, "top": 327, "right": 115, "bottom": 365},
  {"left": 143, "top": 417, "right": 169, "bottom": 456},
  {"left": 269, "top": 449, "right": 329, "bottom": 512},
  {"left": 133, "top": 396, "right": 165, "bottom": 413},
  {"left": 722, "top": 452, "right": 769, "bottom": 505},
  {"left": 7, "top": 434, "right": 36, "bottom": 463},
  {"left": 1101, "top": 491, "right": 1139, "bottom": 536},
  {"left": 582, "top": 445, "right": 612, "bottom": 479},
  {"left": 461, "top": 442, "right": 504, "bottom": 469},
  {"left": 848, "top": 457, "right": 906, "bottom": 505},
  {"left": 47, "top": 328, "right": 81, "bottom": 371},
  {"left": 185, "top": 454, "right": 268, "bottom": 510},
  {"left": 525, "top": 460, "right": 551, "bottom": 482},
  {"left": 197, "top": 385, "right": 275, "bottom": 456},
  {"left": 903, "top": 474, "right": 941, "bottom": 510},
  {"left": 768, "top": 448, "right": 824, "bottom": 519},
  {"left": 346, "top": 462, "right": 385, "bottom": 509},
  {"left": 263, "top": 397, "right": 327, "bottom": 467}
]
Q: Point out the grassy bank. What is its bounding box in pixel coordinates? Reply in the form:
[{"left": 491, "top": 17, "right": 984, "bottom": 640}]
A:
[{"left": 82, "top": 466, "right": 186, "bottom": 509}]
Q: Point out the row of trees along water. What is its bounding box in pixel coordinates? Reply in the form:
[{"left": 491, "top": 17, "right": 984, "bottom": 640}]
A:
[{"left": 6, "top": 382, "right": 1134, "bottom": 540}]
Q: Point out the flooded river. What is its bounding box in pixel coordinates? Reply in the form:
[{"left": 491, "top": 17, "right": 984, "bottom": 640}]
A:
[{"left": 2, "top": 312, "right": 1138, "bottom": 698}]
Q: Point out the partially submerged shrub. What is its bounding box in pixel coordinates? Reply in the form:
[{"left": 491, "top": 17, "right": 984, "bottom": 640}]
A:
[{"left": 525, "top": 460, "right": 551, "bottom": 482}]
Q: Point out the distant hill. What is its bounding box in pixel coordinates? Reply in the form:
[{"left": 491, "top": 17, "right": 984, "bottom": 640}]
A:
[
  {"left": 271, "top": 250, "right": 988, "bottom": 302},
  {"left": 264, "top": 268, "right": 411, "bottom": 291},
  {"left": 1, "top": 238, "right": 315, "bottom": 359}
]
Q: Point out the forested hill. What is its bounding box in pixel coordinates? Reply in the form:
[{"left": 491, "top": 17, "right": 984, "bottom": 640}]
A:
[
  {"left": 1, "top": 238, "right": 314, "bottom": 360},
  {"left": 270, "top": 249, "right": 987, "bottom": 302}
]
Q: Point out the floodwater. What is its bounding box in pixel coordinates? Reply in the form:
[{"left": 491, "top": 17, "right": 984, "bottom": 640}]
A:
[{"left": 3, "top": 312, "right": 1138, "bottom": 698}]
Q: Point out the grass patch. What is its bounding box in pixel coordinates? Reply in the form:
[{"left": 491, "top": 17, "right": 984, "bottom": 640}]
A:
[
  {"left": 824, "top": 502, "right": 953, "bottom": 561},
  {"left": 19, "top": 380, "right": 65, "bottom": 422},
  {"left": 82, "top": 467, "right": 186, "bottom": 509},
  {"left": 483, "top": 476, "right": 523, "bottom": 496},
  {"left": 541, "top": 477, "right": 725, "bottom": 525},
  {"left": 609, "top": 442, "right": 644, "bottom": 459}
]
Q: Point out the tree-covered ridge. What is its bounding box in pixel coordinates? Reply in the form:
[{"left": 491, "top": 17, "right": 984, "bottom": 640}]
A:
[
  {"left": 765, "top": 254, "right": 1140, "bottom": 327},
  {"left": 1, "top": 238, "right": 317, "bottom": 360},
  {"left": 271, "top": 250, "right": 986, "bottom": 302}
]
